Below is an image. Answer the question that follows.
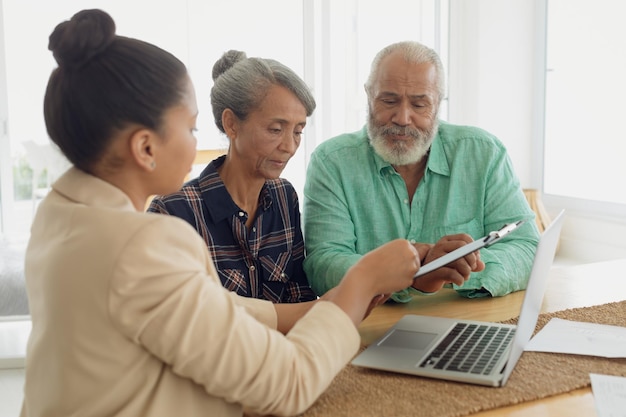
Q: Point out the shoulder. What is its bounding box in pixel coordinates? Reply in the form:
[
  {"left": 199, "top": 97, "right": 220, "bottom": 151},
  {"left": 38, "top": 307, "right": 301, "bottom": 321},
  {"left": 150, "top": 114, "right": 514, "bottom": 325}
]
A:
[
  {"left": 129, "top": 211, "right": 201, "bottom": 239},
  {"left": 437, "top": 121, "right": 506, "bottom": 153},
  {"left": 266, "top": 177, "right": 296, "bottom": 193},
  {"left": 265, "top": 178, "right": 299, "bottom": 205},
  {"left": 60, "top": 208, "right": 207, "bottom": 265},
  {"left": 125, "top": 212, "right": 208, "bottom": 258},
  {"left": 309, "top": 127, "right": 375, "bottom": 175},
  {"left": 432, "top": 122, "right": 510, "bottom": 167}
]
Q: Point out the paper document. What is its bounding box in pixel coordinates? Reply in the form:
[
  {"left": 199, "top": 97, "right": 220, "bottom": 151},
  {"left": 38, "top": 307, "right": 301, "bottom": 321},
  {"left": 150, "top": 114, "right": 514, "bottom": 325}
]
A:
[
  {"left": 525, "top": 318, "right": 626, "bottom": 358},
  {"left": 590, "top": 373, "right": 626, "bottom": 417}
]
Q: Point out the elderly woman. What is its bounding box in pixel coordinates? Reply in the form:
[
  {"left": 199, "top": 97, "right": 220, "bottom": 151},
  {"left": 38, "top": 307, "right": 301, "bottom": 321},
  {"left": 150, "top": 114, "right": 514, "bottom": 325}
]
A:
[{"left": 148, "top": 50, "right": 316, "bottom": 303}]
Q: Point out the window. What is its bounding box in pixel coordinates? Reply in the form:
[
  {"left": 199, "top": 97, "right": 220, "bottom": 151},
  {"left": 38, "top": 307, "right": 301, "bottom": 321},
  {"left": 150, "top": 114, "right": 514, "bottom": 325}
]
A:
[
  {"left": 0, "top": 0, "right": 445, "bottom": 244},
  {"left": 0, "top": 0, "right": 305, "bottom": 243},
  {"left": 543, "top": 0, "right": 626, "bottom": 215}
]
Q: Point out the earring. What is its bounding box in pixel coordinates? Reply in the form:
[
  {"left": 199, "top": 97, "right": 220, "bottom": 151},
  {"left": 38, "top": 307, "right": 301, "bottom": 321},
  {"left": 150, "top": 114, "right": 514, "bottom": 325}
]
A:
[{"left": 150, "top": 161, "right": 156, "bottom": 169}]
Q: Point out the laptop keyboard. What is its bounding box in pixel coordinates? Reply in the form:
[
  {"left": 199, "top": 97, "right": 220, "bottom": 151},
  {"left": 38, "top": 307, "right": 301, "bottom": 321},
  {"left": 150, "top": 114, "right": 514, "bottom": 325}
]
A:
[{"left": 419, "top": 323, "right": 515, "bottom": 375}]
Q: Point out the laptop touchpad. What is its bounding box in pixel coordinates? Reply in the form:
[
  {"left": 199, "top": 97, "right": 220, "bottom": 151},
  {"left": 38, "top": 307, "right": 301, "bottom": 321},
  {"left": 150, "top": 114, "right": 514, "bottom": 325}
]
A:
[{"left": 378, "top": 329, "right": 437, "bottom": 350}]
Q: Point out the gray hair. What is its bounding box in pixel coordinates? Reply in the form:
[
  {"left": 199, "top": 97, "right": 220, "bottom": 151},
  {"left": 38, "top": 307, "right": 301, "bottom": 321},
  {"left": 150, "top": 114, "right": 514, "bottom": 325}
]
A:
[
  {"left": 365, "top": 41, "right": 446, "bottom": 102},
  {"left": 210, "top": 50, "right": 316, "bottom": 133}
]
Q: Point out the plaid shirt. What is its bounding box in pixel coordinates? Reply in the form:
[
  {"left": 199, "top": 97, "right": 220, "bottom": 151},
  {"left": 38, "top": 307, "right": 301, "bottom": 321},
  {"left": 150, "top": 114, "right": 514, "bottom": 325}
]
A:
[{"left": 148, "top": 156, "right": 316, "bottom": 303}]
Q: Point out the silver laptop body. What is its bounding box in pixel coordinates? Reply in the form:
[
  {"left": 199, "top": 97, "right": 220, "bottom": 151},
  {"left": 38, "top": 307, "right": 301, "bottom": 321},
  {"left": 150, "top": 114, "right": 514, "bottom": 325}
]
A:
[{"left": 351, "top": 210, "right": 565, "bottom": 387}]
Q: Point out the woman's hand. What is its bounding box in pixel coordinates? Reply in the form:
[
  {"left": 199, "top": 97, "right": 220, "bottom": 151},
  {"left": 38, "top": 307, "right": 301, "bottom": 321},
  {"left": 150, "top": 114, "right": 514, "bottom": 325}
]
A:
[{"left": 323, "top": 239, "right": 424, "bottom": 326}]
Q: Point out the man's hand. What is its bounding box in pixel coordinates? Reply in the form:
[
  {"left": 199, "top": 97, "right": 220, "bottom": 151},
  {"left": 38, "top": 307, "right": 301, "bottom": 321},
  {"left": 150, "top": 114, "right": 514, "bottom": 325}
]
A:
[{"left": 412, "top": 234, "right": 485, "bottom": 293}]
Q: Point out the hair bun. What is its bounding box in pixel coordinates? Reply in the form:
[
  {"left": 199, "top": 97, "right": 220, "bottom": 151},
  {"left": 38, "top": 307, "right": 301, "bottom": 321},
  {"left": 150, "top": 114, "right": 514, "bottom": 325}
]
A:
[
  {"left": 211, "top": 50, "right": 247, "bottom": 81},
  {"left": 48, "top": 9, "right": 116, "bottom": 69}
]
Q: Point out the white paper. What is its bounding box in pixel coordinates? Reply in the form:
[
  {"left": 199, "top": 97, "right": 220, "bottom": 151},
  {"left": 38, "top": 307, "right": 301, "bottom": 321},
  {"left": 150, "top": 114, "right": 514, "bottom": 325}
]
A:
[
  {"left": 525, "top": 318, "right": 626, "bottom": 358},
  {"left": 590, "top": 373, "right": 626, "bottom": 417}
]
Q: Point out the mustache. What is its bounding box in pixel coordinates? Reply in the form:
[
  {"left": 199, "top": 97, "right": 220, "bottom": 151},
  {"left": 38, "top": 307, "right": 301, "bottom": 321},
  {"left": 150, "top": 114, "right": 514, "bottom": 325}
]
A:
[{"left": 379, "top": 125, "right": 423, "bottom": 139}]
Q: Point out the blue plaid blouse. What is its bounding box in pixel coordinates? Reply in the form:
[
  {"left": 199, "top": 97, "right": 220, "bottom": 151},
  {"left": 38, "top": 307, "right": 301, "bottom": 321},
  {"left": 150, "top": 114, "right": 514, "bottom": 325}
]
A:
[{"left": 148, "top": 155, "right": 316, "bottom": 303}]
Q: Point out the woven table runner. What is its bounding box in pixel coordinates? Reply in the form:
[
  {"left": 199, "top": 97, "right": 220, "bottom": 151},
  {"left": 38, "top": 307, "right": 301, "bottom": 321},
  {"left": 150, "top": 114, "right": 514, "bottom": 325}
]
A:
[{"left": 300, "top": 300, "right": 626, "bottom": 417}]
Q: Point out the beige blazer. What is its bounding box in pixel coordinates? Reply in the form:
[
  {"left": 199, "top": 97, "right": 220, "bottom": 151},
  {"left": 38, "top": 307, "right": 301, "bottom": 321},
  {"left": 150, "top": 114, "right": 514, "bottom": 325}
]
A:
[{"left": 21, "top": 168, "right": 359, "bottom": 417}]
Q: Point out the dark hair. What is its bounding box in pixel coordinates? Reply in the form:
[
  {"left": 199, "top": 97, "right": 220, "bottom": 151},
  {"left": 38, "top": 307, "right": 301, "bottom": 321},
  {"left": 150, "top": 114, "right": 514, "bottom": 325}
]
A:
[
  {"left": 44, "top": 9, "right": 188, "bottom": 173},
  {"left": 210, "top": 50, "right": 316, "bottom": 134}
]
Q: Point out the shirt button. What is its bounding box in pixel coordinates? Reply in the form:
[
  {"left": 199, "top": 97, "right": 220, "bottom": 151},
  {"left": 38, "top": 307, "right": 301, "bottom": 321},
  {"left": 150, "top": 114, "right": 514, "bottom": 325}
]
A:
[
  {"left": 280, "top": 273, "right": 286, "bottom": 278},
  {"left": 238, "top": 211, "right": 245, "bottom": 217},
  {"left": 403, "top": 198, "right": 409, "bottom": 204},
  {"left": 252, "top": 227, "right": 256, "bottom": 232},
  {"left": 249, "top": 265, "right": 256, "bottom": 271},
  {"left": 409, "top": 239, "right": 416, "bottom": 244}
]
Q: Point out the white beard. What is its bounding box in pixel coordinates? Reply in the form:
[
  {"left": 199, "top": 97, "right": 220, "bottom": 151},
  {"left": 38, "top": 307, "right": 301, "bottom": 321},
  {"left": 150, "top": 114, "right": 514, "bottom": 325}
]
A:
[{"left": 367, "top": 114, "right": 438, "bottom": 166}]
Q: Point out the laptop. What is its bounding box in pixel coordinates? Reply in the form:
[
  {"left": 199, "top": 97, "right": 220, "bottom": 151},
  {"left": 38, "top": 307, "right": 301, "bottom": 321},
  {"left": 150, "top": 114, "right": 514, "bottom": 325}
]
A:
[{"left": 351, "top": 210, "right": 565, "bottom": 387}]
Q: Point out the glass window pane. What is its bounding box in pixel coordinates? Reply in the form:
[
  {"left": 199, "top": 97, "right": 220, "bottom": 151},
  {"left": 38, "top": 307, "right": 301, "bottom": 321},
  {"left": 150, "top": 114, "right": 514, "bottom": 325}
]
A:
[
  {"left": 322, "top": 0, "right": 443, "bottom": 139},
  {"left": 544, "top": 0, "right": 626, "bottom": 205},
  {"left": 0, "top": 0, "right": 304, "bottom": 242}
]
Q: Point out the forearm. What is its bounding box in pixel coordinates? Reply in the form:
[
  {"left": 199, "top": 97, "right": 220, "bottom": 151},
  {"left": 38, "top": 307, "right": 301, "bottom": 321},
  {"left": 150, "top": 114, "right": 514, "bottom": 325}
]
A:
[
  {"left": 456, "top": 237, "right": 538, "bottom": 297},
  {"left": 319, "top": 272, "right": 378, "bottom": 327},
  {"left": 319, "top": 239, "right": 423, "bottom": 325},
  {"left": 273, "top": 300, "right": 319, "bottom": 334}
]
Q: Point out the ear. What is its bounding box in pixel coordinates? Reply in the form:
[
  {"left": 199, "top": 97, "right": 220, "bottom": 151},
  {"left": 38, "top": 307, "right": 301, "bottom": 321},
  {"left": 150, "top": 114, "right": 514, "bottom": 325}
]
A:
[
  {"left": 128, "top": 128, "right": 157, "bottom": 172},
  {"left": 222, "top": 108, "right": 239, "bottom": 140}
]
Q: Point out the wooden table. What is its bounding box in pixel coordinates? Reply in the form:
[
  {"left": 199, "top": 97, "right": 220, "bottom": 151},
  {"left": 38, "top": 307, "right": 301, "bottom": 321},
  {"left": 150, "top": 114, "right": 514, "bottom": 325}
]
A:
[{"left": 357, "top": 259, "right": 626, "bottom": 417}]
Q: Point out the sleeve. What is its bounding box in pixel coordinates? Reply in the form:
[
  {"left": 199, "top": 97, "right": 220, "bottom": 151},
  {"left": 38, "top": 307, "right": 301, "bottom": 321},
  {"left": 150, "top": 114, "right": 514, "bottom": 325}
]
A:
[
  {"left": 283, "top": 189, "right": 317, "bottom": 303},
  {"left": 303, "top": 149, "right": 363, "bottom": 297},
  {"left": 108, "top": 216, "right": 359, "bottom": 416},
  {"left": 455, "top": 146, "right": 540, "bottom": 298}
]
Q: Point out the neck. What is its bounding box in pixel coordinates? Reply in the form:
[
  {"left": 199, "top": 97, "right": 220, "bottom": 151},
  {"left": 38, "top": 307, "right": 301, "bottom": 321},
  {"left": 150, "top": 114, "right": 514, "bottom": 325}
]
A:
[
  {"left": 90, "top": 163, "right": 149, "bottom": 212},
  {"left": 218, "top": 156, "right": 264, "bottom": 216}
]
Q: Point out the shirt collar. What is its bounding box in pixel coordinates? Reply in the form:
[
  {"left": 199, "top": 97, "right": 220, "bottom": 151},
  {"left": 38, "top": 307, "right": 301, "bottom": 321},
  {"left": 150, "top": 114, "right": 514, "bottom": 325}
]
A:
[
  {"left": 53, "top": 167, "right": 136, "bottom": 211},
  {"left": 199, "top": 156, "right": 273, "bottom": 223},
  {"left": 426, "top": 124, "right": 451, "bottom": 177}
]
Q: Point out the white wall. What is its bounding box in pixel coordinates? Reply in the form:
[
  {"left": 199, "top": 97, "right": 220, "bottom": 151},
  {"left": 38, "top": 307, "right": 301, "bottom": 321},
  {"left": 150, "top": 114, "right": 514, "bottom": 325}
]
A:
[
  {"left": 447, "top": 0, "right": 537, "bottom": 188},
  {"left": 544, "top": 202, "right": 626, "bottom": 265}
]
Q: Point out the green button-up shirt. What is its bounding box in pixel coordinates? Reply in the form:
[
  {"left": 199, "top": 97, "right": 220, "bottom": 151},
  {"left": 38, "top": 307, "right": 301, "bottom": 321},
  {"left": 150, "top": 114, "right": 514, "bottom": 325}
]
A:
[{"left": 303, "top": 122, "right": 540, "bottom": 302}]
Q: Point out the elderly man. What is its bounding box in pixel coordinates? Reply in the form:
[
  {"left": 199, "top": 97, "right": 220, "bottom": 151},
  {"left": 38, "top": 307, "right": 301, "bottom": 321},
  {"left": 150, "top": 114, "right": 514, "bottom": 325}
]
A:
[{"left": 303, "top": 41, "right": 540, "bottom": 303}]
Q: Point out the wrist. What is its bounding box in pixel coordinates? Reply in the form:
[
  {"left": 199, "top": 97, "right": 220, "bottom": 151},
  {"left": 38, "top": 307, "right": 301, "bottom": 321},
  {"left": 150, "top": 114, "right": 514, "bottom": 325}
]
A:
[{"left": 343, "top": 262, "right": 381, "bottom": 298}]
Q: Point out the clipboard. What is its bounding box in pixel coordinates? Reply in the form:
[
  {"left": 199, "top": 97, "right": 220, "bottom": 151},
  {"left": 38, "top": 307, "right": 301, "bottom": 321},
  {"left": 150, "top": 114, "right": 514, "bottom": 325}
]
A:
[{"left": 413, "top": 220, "right": 526, "bottom": 278}]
